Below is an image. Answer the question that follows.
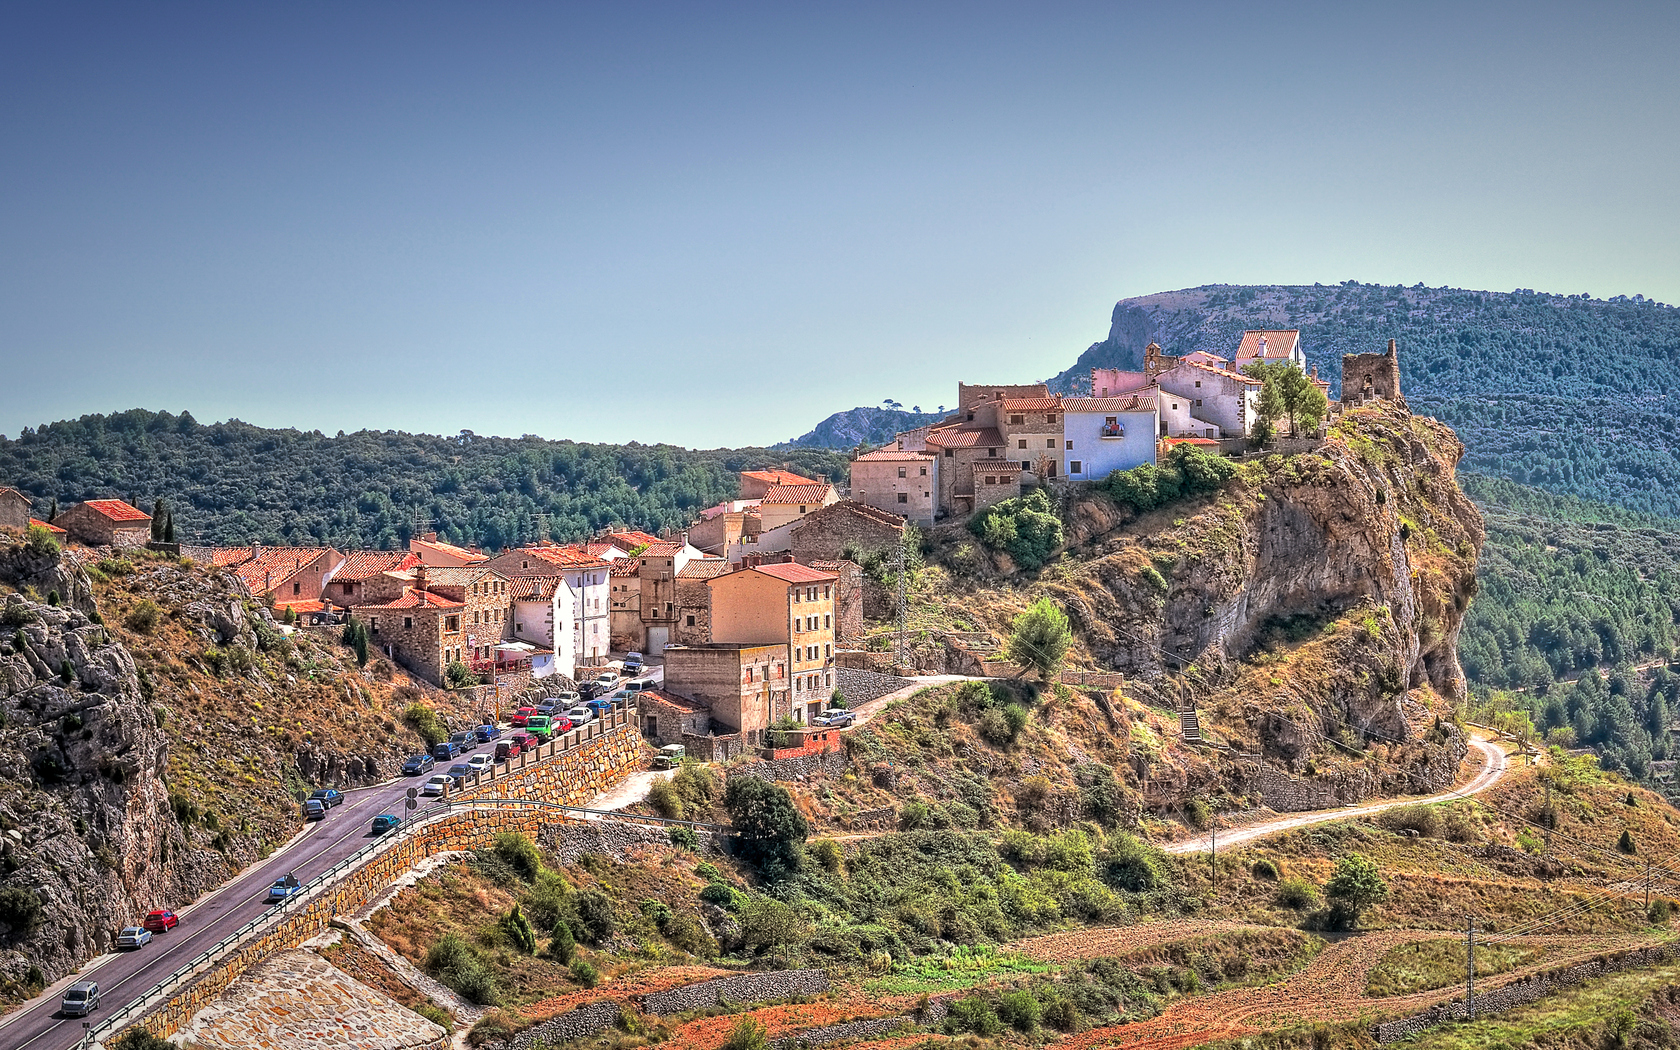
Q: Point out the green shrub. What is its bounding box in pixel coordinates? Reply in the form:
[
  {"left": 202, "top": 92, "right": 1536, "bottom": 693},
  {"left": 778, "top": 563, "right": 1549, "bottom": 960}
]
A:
[
  {"left": 425, "top": 932, "right": 498, "bottom": 1005},
  {"left": 977, "top": 708, "right": 1014, "bottom": 746},
  {"left": 575, "top": 889, "right": 617, "bottom": 944},
  {"left": 112, "top": 1031, "right": 174, "bottom": 1050},
  {"left": 943, "top": 995, "right": 1003, "bottom": 1036},
  {"left": 694, "top": 861, "right": 722, "bottom": 881},
  {"left": 1275, "top": 879, "right": 1319, "bottom": 910},
  {"left": 1006, "top": 597, "right": 1072, "bottom": 680},
  {"left": 1379, "top": 804, "right": 1440, "bottom": 838},
  {"left": 1098, "top": 833, "right": 1167, "bottom": 892},
  {"left": 665, "top": 912, "right": 718, "bottom": 956},
  {"left": 0, "top": 603, "right": 36, "bottom": 626},
  {"left": 46, "top": 590, "right": 59, "bottom": 607},
  {"left": 404, "top": 702, "right": 448, "bottom": 747},
  {"left": 547, "top": 919, "right": 576, "bottom": 963},
  {"left": 647, "top": 778, "right": 684, "bottom": 820},
  {"left": 899, "top": 800, "right": 930, "bottom": 830},
  {"left": 500, "top": 904, "right": 537, "bottom": 954},
  {"left": 124, "top": 600, "right": 161, "bottom": 633},
  {"left": 444, "top": 661, "right": 478, "bottom": 689},
  {"left": 672, "top": 759, "right": 719, "bottom": 813},
  {"left": 810, "top": 838, "right": 843, "bottom": 873},
  {"left": 640, "top": 898, "right": 673, "bottom": 928},
  {"left": 699, "top": 882, "right": 737, "bottom": 908},
  {"left": 968, "top": 489, "right": 1063, "bottom": 571},
  {"left": 0, "top": 886, "right": 43, "bottom": 932},
  {"left": 721, "top": 1016, "right": 767, "bottom": 1050},
  {"left": 724, "top": 776, "right": 808, "bottom": 879},
  {"left": 520, "top": 870, "right": 570, "bottom": 929},
  {"left": 23, "top": 524, "right": 61, "bottom": 557},
  {"left": 997, "top": 988, "right": 1042, "bottom": 1032},
  {"left": 1251, "top": 858, "right": 1281, "bottom": 881},
  {"left": 415, "top": 1002, "right": 453, "bottom": 1032},
  {"left": 1076, "top": 763, "right": 1124, "bottom": 826},
  {"left": 1619, "top": 829, "right": 1638, "bottom": 854},
  {"left": 668, "top": 826, "right": 698, "bottom": 850},
  {"left": 1184, "top": 798, "right": 1211, "bottom": 830},
  {"left": 492, "top": 832, "right": 543, "bottom": 882},
  {"left": 1042, "top": 996, "right": 1080, "bottom": 1032},
  {"left": 1650, "top": 899, "right": 1673, "bottom": 924},
  {"left": 467, "top": 1009, "right": 518, "bottom": 1046},
  {"left": 736, "top": 895, "right": 811, "bottom": 955},
  {"left": 1106, "top": 443, "right": 1237, "bottom": 512},
  {"left": 1325, "top": 853, "right": 1389, "bottom": 926},
  {"left": 570, "top": 958, "right": 600, "bottom": 988}
]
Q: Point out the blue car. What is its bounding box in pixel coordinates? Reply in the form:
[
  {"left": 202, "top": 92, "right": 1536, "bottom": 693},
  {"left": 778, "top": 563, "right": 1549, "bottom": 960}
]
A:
[
  {"left": 475, "top": 723, "right": 501, "bottom": 743},
  {"left": 432, "top": 741, "right": 460, "bottom": 762},
  {"left": 266, "top": 873, "right": 302, "bottom": 903},
  {"left": 371, "top": 814, "right": 402, "bottom": 835}
]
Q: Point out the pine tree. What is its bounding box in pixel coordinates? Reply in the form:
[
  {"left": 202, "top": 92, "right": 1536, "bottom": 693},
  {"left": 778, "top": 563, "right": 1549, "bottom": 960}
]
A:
[
  {"left": 163, "top": 512, "right": 175, "bottom": 543},
  {"left": 150, "top": 499, "right": 165, "bottom": 540},
  {"left": 501, "top": 904, "right": 537, "bottom": 954}
]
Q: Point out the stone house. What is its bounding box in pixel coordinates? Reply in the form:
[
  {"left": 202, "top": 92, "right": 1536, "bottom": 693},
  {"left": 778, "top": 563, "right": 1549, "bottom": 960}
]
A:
[
  {"left": 57, "top": 499, "right": 151, "bottom": 547},
  {"left": 924, "top": 425, "right": 1009, "bottom": 518},
  {"left": 997, "top": 396, "right": 1066, "bottom": 480},
  {"left": 419, "top": 565, "right": 515, "bottom": 673},
  {"left": 484, "top": 545, "right": 611, "bottom": 674},
  {"left": 0, "top": 488, "right": 32, "bottom": 530},
  {"left": 1061, "top": 394, "right": 1159, "bottom": 481},
  {"left": 324, "top": 550, "right": 421, "bottom": 608},
  {"left": 600, "top": 531, "right": 661, "bottom": 555},
  {"left": 360, "top": 569, "right": 470, "bottom": 687},
  {"left": 788, "top": 500, "right": 905, "bottom": 562},
  {"left": 808, "top": 559, "right": 864, "bottom": 643},
  {"left": 29, "top": 518, "right": 66, "bottom": 542},
  {"left": 921, "top": 382, "right": 1055, "bottom": 517},
  {"left": 687, "top": 501, "right": 761, "bottom": 557},
  {"left": 225, "top": 546, "right": 344, "bottom": 608},
  {"left": 756, "top": 482, "right": 840, "bottom": 532},
  {"left": 661, "top": 642, "right": 790, "bottom": 741},
  {"left": 408, "top": 532, "right": 488, "bottom": 567},
  {"left": 638, "top": 688, "right": 712, "bottom": 745},
  {"left": 709, "top": 561, "right": 837, "bottom": 724},
  {"left": 738, "top": 469, "right": 817, "bottom": 500},
  {"left": 849, "top": 450, "right": 936, "bottom": 525},
  {"left": 1147, "top": 347, "right": 1261, "bottom": 439},
  {"left": 608, "top": 560, "right": 643, "bottom": 653},
  {"left": 673, "top": 557, "right": 731, "bottom": 646}
]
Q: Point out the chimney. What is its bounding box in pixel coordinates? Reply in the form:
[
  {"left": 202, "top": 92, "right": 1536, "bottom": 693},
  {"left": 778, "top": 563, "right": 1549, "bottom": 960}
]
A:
[
  {"left": 1388, "top": 338, "right": 1397, "bottom": 356},
  {"left": 413, "top": 564, "right": 428, "bottom": 594}
]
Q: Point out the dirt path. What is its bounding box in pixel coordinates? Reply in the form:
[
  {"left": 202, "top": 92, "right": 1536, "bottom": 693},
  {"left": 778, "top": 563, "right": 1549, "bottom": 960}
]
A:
[{"left": 1163, "top": 733, "right": 1511, "bottom": 855}]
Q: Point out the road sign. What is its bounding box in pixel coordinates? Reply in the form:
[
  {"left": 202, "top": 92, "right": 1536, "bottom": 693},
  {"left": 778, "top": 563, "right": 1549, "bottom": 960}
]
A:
[
  {"left": 406, "top": 787, "right": 418, "bottom": 800},
  {"left": 406, "top": 796, "right": 416, "bottom": 810}
]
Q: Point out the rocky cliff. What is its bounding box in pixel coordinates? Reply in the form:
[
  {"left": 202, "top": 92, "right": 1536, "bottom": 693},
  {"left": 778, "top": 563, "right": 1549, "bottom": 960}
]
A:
[{"left": 0, "top": 537, "right": 477, "bottom": 1000}]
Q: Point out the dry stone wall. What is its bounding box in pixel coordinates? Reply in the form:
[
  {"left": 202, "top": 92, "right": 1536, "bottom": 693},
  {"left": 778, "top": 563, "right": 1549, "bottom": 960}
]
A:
[
  {"left": 835, "top": 666, "right": 910, "bottom": 705},
  {"left": 539, "top": 818, "right": 722, "bottom": 863},
  {"left": 641, "top": 969, "right": 829, "bottom": 1014},
  {"left": 730, "top": 750, "right": 851, "bottom": 783},
  {"left": 487, "top": 1000, "right": 622, "bottom": 1050},
  {"left": 771, "top": 1015, "right": 913, "bottom": 1049}
]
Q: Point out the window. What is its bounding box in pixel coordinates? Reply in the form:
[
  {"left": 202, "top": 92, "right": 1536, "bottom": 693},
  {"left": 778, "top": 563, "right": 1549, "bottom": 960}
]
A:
[
  {"left": 823, "top": 585, "right": 830, "bottom": 598},
  {"left": 799, "top": 505, "right": 807, "bottom": 513},
  {"left": 1017, "top": 439, "right": 1027, "bottom": 449},
  {"left": 1066, "top": 440, "right": 1073, "bottom": 449},
  {"left": 446, "top": 615, "right": 459, "bottom": 631},
  {"left": 825, "top": 643, "right": 831, "bottom": 658},
  {"left": 1047, "top": 414, "right": 1058, "bottom": 423},
  {"left": 985, "top": 475, "right": 996, "bottom": 485},
  {"left": 1195, "top": 399, "right": 1203, "bottom": 407},
  {"left": 897, "top": 467, "right": 906, "bottom": 478},
  {"left": 370, "top": 618, "right": 379, "bottom": 634},
  {"left": 403, "top": 616, "right": 413, "bottom": 629},
  {"left": 291, "top": 582, "right": 301, "bottom": 596},
  {"left": 1194, "top": 379, "right": 1201, "bottom": 388},
  {"left": 1071, "top": 460, "right": 1083, "bottom": 474},
  {"left": 919, "top": 466, "right": 927, "bottom": 475},
  {"left": 1046, "top": 438, "right": 1056, "bottom": 448},
  {"left": 686, "top": 614, "right": 695, "bottom": 627},
  {"left": 897, "top": 492, "right": 907, "bottom": 503},
  {"left": 1010, "top": 414, "right": 1024, "bottom": 425},
  {"left": 1021, "top": 460, "right": 1032, "bottom": 470},
  {"left": 944, "top": 449, "right": 954, "bottom": 458},
  {"left": 987, "top": 447, "right": 996, "bottom": 458},
  {"left": 824, "top": 614, "right": 831, "bottom": 629}
]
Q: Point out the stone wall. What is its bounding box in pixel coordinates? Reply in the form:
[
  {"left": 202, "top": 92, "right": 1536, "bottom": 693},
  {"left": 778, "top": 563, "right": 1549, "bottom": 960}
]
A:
[
  {"left": 454, "top": 718, "right": 642, "bottom": 805},
  {"left": 730, "top": 750, "right": 852, "bottom": 783},
  {"left": 1370, "top": 944, "right": 1679, "bottom": 1043},
  {"left": 641, "top": 969, "right": 829, "bottom": 1014},
  {"left": 538, "top": 818, "right": 721, "bottom": 864},
  {"left": 489, "top": 1000, "right": 622, "bottom": 1050},
  {"left": 836, "top": 666, "right": 910, "bottom": 706},
  {"left": 685, "top": 731, "right": 748, "bottom": 763},
  {"left": 771, "top": 1015, "right": 911, "bottom": 1049},
  {"left": 1061, "top": 669, "right": 1125, "bottom": 690},
  {"left": 108, "top": 723, "right": 642, "bottom": 1044}
]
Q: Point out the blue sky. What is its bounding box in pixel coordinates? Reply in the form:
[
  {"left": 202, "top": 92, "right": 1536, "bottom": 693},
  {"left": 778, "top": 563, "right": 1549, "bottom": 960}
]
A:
[{"left": 3, "top": 2, "right": 1676, "bottom": 447}]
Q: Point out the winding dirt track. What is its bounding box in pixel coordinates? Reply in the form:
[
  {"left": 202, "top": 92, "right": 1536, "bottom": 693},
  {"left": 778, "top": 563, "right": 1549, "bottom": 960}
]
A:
[{"left": 1164, "top": 733, "right": 1510, "bottom": 855}]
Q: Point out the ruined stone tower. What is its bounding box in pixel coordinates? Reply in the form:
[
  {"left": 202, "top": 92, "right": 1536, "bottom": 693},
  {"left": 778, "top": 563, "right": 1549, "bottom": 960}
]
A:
[{"left": 1341, "top": 338, "right": 1406, "bottom": 410}]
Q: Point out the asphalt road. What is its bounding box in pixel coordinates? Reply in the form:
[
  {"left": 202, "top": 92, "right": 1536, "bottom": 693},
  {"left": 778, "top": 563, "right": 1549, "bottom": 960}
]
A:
[{"left": 0, "top": 665, "right": 662, "bottom": 1050}]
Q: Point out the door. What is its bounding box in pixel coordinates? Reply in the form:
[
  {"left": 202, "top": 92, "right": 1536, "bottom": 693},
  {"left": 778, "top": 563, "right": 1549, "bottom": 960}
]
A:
[{"left": 647, "top": 626, "right": 670, "bottom": 655}]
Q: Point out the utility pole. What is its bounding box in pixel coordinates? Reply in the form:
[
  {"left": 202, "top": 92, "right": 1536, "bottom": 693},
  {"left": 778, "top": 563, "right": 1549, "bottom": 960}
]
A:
[
  {"left": 1466, "top": 915, "right": 1476, "bottom": 1020},
  {"left": 1210, "top": 816, "right": 1218, "bottom": 887},
  {"left": 1646, "top": 860, "right": 1653, "bottom": 912},
  {"left": 1543, "top": 777, "right": 1552, "bottom": 852},
  {"left": 894, "top": 540, "right": 907, "bottom": 671}
]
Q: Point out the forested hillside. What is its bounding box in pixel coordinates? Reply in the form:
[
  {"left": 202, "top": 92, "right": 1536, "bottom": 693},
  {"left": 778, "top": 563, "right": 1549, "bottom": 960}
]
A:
[
  {"left": 1050, "top": 282, "right": 1680, "bottom": 517},
  {"left": 0, "top": 410, "right": 850, "bottom": 550}
]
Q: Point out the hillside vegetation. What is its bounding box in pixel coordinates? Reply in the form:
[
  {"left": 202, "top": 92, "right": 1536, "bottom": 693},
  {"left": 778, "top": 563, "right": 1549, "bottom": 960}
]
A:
[{"left": 0, "top": 410, "right": 850, "bottom": 550}]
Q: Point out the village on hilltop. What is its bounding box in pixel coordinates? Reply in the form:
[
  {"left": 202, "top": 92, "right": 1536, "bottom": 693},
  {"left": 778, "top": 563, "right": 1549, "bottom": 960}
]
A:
[{"left": 0, "top": 330, "right": 1404, "bottom": 758}]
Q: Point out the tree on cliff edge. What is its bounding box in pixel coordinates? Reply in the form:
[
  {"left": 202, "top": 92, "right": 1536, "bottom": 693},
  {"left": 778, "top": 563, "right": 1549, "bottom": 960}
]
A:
[{"left": 1007, "top": 598, "right": 1072, "bottom": 682}]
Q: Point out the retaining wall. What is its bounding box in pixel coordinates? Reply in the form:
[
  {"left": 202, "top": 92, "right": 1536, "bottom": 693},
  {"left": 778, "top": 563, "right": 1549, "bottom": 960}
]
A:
[
  {"left": 835, "top": 666, "right": 911, "bottom": 706},
  {"left": 489, "top": 999, "right": 622, "bottom": 1050},
  {"left": 641, "top": 969, "right": 829, "bottom": 1014},
  {"left": 1370, "top": 944, "right": 1680, "bottom": 1043},
  {"left": 730, "top": 750, "right": 852, "bottom": 783},
  {"left": 539, "top": 819, "right": 721, "bottom": 864},
  {"left": 117, "top": 723, "right": 641, "bottom": 1043},
  {"left": 771, "top": 1015, "right": 912, "bottom": 1049}
]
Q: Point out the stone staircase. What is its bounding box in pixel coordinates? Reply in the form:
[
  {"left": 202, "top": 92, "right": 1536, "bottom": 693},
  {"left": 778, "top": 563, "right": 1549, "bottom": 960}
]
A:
[{"left": 1179, "top": 705, "right": 1203, "bottom": 743}]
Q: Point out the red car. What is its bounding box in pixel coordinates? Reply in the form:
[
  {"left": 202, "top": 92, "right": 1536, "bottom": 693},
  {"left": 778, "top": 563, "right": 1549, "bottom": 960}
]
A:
[
  {"left": 509, "top": 707, "right": 537, "bottom": 728},
  {"left": 550, "top": 715, "right": 574, "bottom": 735},
  {"left": 510, "top": 731, "right": 537, "bottom": 752},
  {"left": 142, "top": 909, "right": 179, "bottom": 933}
]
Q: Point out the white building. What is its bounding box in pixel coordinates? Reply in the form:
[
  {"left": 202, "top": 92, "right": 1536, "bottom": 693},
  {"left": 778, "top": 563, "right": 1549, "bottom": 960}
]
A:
[
  {"left": 1061, "top": 394, "right": 1159, "bottom": 481},
  {"left": 488, "top": 546, "right": 612, "bottom": 677}
]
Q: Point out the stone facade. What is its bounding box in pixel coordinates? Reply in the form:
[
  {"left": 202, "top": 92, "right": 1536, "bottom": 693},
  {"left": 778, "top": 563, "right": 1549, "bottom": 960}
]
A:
[
  {"left": 0, "top": 488, "right": 33, "bottom": 530},
  {"left": 1342, "top": 338, "right": 1406, "bottom": 409},
  {"left": 730, "top": 749, "right": 851, "bottom": 783},
  {"left": 56, "top": 499, "right": 151, "bottom": 548},
  {"left": 420, "top": 565, "right": 514, "bottom": 671},
  {"left": 835, "top": 666, "right": 911, "bottom": 706},
  {"left": 849, "top": 450, "right": 936, "bottom": 525},
  {"left": 639, "top": 689, "right": 712, "bottom": 744},
  {"left": 788, "top": 500, "right": 905, "bottom": 563},
  {"left": 674, "top": 558, "right": 729, "bottom": 646},
  {"left": 662, "top": 643, "right": 789, "bottom": 739},
  {"left": 807, "top": 559, "right": 864, "bottom": 644}
]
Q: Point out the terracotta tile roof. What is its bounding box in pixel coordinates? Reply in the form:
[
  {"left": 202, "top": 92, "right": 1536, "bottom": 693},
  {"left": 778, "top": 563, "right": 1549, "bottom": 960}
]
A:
[
  {"left": 609, "top": 561, "right": 642, "bottom": 578},
  {"left": 233, "top": 547, "right": 333, "bottom": 592},
  {"left": 1163, "top": 436, "right": 1223, "bottom": 447},
  {"left": 362, "top": 588, "right": 464, "bottom": 610},
  {"left": 524, "top": 545, "right": 612, "bottom": 570},
  {"left": 740, "top": 469, "right": 817, "bottom": 487},
  {"left": 794, "top": 500, "right": 905, "bottom": 531},
  {"left": 419, "top": 565, "right": 506, "bottom": 586},
  {"left": 1182, "top": 359, "right": 1263, "bottom": 385},
  {"left": 410, "top": 536, "right": 486, "bottom": 562},
  {"left": 1182, "top": 350, "right": 1230, "bottom": 366},
  {"left": 636, "top": 541, "right": 686, "bottom": 558},
  {"left": 853, "top": 450, "right": 934, "bottom": 462},
  {"left": 760, "top": 483, "right": 835, "bottom": 504},
  {"left": 209, "top": 547, "right": 255, "bottom": 567},
  {"left": 998, "top": 397, "right": 1063, "bottom": 411},
  {"left": 602, "top": 531, "right": 661, "bottom": 552},
  {"left": 1234, "top": 330, "right": 1300, "bottom": 360},
  {"left": 737, "top": 562, "right": 838, "bottom": 584},
  {"left": 925, "top": 427, "right": 1005, "bottom": 449},
  {"left": 676, "top": 558, "right": 730, "bottom": 580},
  {"left": 1062, "top": 395, "right": 1158, "bottom": 412},
  {"left": 29, "top": 519, "right": 66, "bottom": 536},
  {"left": 639, "top": 688, "right": 710, "bottom": 712},
  {"left": 274, "top": 599, "right": 326, "bottom": 614},
  {"left": 509, "top": 576, "right": 561, "bottom": 600},
  {"left": 580, "top": 542, "right": 621, "bottom": 558},
  {"left": 333, "top": 550, "right": 420, "bottom": 582},
  {"left": 81, "top": 499, "right": 150, "bottom": 523}
]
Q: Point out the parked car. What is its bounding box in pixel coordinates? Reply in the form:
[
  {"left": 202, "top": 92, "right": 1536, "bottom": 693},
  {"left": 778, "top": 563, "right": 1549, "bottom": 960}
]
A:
[
  {"left": 533, "top": 701, "right": 558, "bottom": 717},
  {"left": 60, "top": 981, "right": 98, "bottom": 1017},
  {"left": 401, "top": 754, "right": 435, "bottom": 776},
  {"left": 309, "top": 788, "right": 343, "bottom": 808},
  {"left": 564, "top": 705, "right": 597, "bottom": 726},
  {"left": 432, "top": 741, "right": 460, "bottom": 762},
  {"left": 266, "top": 873, "right": 303, "bottom": 903},
  {"left": 552, "top": 690, "right": 581, "bottom": 705},
  {"left": 494, "top": 739, "right": 520, "bottom": 762},
  {"left": 141, "top": 909, "right": 179, "bottom": 933},
  {"left": 371, "top": 814, "right": 402, "bottom": 835},
  {"left": 510, "top": 707, "right": 537, "bottom": 727},
  {"left": 449, "top": 730, "right": 478, "bottom": 753},
  {"left": 624, "top": 679, "right": 656, "bottom": 694},
  {"left": 578, "top": 682, "right": 601, "bottom": 701},
  {"left": 421, "top": 773, "right": 452, "bottom": 797},
  {"left": 115, "top": 926, "right": 152, "bottom": 950},
  {"left": 475, "top": 723, "right": 501, "bottom": 743},
  {"left": 584, "top": 698, "right": 612, "bottom": 719},
  {"left": 509, "top": 731, "right": 537, "bottom": 752},
  {"left": 593, "top": 672, "right": 619, "bottom": 690},
  {"left": 814, "top": 709, "right": 855, "bottom": 728},
  {"left": 623, "top": 651, "right": 644, "bottom": 674},
  {"left": 525, "top": 715, "right": 552, "bottom": 740},
  {"left": 302, "top": 798, "right": 327, "bottom": 821},
  {"left": 446, "top": 763, "right": 473, "bottom": 787},
  {"left": 466, "top": 754, "right": 494, "bottom": 773},
  {"left": 652, "top": 743, "right": 686, "bottom": 769}
]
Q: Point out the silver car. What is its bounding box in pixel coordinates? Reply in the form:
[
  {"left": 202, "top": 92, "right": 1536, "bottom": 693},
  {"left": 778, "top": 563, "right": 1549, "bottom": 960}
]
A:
[
  {"left": 564, "top": 705, "right": 597, "bottom": 726},
  {"left": 421, "top": 773, "right": 452, "bottom": 797},
  {"left": 60, "top": 981, "right": 98, "bottom": 1017},
  {"left": 115, "top": 926, "right": 152, "bottom": 950}
]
